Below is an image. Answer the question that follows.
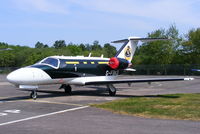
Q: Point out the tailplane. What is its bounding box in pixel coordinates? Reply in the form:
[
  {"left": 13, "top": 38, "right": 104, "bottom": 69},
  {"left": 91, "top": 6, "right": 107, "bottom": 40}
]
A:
[{"left": 113, "top": 37, "right": 170, "bottom": 62}]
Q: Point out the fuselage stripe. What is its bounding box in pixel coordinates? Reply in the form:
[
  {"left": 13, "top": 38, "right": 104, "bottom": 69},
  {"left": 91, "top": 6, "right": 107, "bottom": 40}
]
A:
[
  {"left": 65, "top": 61, "right": 109, "bottom": 65},
  {"left": 66, "top": 62, "right": 79, "bottom": 64},
  {"left": 98, "top": 62, "right": 109, "bottom": 64}
]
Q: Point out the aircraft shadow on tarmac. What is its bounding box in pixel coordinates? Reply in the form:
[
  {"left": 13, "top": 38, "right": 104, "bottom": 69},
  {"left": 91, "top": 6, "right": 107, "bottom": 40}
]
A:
[{"left": 0, "top": 86, "right": 180, "bottom": 102}]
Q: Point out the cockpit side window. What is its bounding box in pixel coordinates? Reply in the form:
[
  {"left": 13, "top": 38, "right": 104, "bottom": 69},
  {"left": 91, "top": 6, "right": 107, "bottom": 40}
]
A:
[{"left": 40, "top": 58, "right": 59, "bottom": 68}]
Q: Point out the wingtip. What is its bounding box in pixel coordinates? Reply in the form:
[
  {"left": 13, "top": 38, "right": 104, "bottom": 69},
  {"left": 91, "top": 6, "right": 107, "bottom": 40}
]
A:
[{"left": 184, "top": 78, "right": 194, "bottom": 81}]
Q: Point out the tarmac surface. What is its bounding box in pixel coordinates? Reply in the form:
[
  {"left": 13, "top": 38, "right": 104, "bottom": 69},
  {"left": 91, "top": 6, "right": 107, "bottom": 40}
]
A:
[{"left": 0, "top": 74, "right": 200, "bottom": 134}]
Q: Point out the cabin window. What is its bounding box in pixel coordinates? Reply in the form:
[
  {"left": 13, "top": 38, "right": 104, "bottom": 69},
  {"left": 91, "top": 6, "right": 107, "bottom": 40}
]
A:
[{"left": 40, "top": 58, "right": 59, "bottom": 68}]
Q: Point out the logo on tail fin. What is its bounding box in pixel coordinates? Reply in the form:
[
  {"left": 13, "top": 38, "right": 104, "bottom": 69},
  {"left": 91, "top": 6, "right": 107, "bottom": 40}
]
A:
[{"left": 124, "top": 46, "right": 132, "bottom": 61}]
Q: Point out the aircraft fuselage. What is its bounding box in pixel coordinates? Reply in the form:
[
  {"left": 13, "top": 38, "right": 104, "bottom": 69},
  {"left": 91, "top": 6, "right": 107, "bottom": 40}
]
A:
[{"left": 7, "top": 56, "right": 128, "bottom": 86}]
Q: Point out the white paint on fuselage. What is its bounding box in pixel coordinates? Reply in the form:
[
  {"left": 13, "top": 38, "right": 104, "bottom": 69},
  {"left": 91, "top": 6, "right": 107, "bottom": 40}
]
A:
[
  {"left": 7, "top": 55, "right": 115, "bottom": 89},
  {"left": 49, "top": 56, "right": 110, "bottom": 61},
  {"left": 7, "top": 66, "right": 117, "bottom": 88},
  {"left": 7, "top": 67, "right": 52, "bottom": 86}
]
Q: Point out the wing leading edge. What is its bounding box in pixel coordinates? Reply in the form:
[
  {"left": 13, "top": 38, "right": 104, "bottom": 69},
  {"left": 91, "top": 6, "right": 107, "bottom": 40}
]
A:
[{"left": 85, "top": 77, "right": 194, "bottom": 85}]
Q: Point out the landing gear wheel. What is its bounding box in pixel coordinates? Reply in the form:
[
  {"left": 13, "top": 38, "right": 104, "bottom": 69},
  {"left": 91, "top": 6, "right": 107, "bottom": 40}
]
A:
[
  {"left": 30, "top": 91, "right": 37, "bottom": 100},
  {"left": 107, "top": 84, "right": 116, "bottom": 96},
  {"left": 63, "top": 85, "right": 72, "bottom": 95}
]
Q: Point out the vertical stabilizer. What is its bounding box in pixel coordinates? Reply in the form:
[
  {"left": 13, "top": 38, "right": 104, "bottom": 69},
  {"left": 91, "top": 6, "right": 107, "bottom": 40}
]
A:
[{"left": 112, "top": 37, "right": 169, "bottom": 62}]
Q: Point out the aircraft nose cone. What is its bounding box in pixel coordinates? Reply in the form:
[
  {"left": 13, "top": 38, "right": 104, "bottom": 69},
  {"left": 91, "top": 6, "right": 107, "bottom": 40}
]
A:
[
  {"left": 7, "top": 68, "right": 34, "bottom": 85},
  {"left": 7, "top": 72, "right": 14, "bottom": 82},
  {"left": 7, "top": 67, "right": 51, "bottom": 85}
]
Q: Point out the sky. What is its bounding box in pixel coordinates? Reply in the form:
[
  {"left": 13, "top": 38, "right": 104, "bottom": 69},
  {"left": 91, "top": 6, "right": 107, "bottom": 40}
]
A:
[{"left": 0, "top": 0, "right": 200, "bottom": 47}]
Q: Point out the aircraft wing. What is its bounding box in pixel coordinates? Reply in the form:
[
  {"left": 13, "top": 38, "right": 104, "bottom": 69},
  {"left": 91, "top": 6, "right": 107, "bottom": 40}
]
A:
[
  {"left": 85, "top": 77, "right": 194, "bottom": 85},
  {"left": 192, "top": 69, "right": 200, "bottom": 72}
]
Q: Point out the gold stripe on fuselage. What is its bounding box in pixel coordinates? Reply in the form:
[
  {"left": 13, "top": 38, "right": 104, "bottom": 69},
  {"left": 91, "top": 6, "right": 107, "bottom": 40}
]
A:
[
  {"left": 66, "top": 61, "right": 79, "bottom": 64},
  {"left": 98, "top": 62, "right": 109, "bottom": 64},
  {"left": 65, "top": 61, "right": 108, "bottom": 65}
]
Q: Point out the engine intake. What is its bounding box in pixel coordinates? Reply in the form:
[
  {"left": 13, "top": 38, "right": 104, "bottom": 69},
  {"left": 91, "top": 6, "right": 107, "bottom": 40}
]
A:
[{"left": 109, "top": 57, "right": 129, "bottom": 69}]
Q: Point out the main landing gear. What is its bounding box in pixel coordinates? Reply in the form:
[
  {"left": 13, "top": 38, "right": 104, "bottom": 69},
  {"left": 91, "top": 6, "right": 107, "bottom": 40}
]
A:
[
  {"left": 59, "top": 84, "right": 72, "bottom": 95},
  {"left": 107, "top": 84, "right": 117, "bottom": 96},
  {"left": 29, "top": 84, "right": 72, "bottom": 100},
  {"left": 29, "top": 84, "right": 115, "bottom": 99},
  {"left": 30, "top": 90, "right": 37, "bottom": 100}
]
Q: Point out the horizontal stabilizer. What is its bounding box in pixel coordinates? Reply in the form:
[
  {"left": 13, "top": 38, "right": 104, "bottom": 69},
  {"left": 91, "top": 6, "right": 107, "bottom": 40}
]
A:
[
  {"left": 192, "top": 69, "right": 200, "bottom": 72},
  {"left": 112, "top": 37, "right": 170, "bottom": 43},
  {"left": 111, "top": 39, "right": 129, "bottom": 43},
  {"left": 124, "top": 68, "right": 136, "bottom": 72}
]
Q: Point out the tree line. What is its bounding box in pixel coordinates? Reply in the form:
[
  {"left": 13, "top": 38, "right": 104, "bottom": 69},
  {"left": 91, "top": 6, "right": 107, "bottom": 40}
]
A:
[
  {"left": 0, "top": 25, "right": 199, "bottom": 67},
  {"left": 134, "top": 25, "right": 200, "bottom": 66},
  {"left": 0, "top": 40, "right": 117, "bottom": 67}
]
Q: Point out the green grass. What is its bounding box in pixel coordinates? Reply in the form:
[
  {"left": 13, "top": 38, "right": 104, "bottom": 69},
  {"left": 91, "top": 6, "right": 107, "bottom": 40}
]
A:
[{"left": 92, "top": 94, "right": 200, "bottom": 121}]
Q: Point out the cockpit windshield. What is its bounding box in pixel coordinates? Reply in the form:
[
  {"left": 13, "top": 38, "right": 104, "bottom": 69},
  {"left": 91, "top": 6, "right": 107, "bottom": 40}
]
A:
[{"left": 40, "top": 57, "right": 59, "bottom": 68}]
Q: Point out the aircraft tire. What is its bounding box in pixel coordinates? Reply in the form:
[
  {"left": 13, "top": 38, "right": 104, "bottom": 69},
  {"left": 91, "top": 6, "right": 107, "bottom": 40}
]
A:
[
  {"left": 30, "top": 91, "right": 37, "bottom": 100},
  {"left": 107, "top": 84, "right": 116, "bottom": 96},
  {"left": 64, "top": 85, "right": 72, "bottom": 95}
]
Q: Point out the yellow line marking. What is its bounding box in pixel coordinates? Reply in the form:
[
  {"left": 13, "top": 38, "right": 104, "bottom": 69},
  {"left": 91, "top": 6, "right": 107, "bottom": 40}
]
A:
[
  {"left": 98, "top": 62, "right": 109, "bottom": 64},
  {"left": 24, "top": 100, "right": 84, "bottom": 107},
  {"left": 91, "top": 62, "right": 95, "bottom": 64},
  {"left": 0, "top": 96, "right": 84, "bottom": 107},
  {"left": 0, "top": 96, "right": 27, "bottom": 99},
  {"left": 0, "top": 96, "right": 30, "bottom": 104},
  {"left": 66, "top": 61, "right": 79, "bottom": 64},
  {"left": 83, "top": 62, "right": 87, "bottom": 64},
  {"left": 0, "top": 82, "right": 11, "bottom": 86},
  {"left": 0, "top": 96, "right": 83, "bottom": 106}
]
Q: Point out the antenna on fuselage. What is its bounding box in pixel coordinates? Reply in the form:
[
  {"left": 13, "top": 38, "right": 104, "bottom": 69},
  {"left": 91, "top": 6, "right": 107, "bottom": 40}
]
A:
[{"left": 88, "top": 53, "right": 92, "bottom": 57}]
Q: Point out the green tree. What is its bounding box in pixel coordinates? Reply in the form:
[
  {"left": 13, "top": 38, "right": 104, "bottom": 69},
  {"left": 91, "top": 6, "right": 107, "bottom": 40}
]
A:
[
  {"left": 92, "top": 40, "right": 102, "bottom": 51},
  {"left": 0, "top": 42, "right": 9, "bottom": 48},
  {"left": 181, "top": 28, "right": 200, "bottom": 64},
  {"left": 0, "top": 51, "right": 15, "bottom": 67},
  {"left": 134, "top": 25, "right": 180, "bottom": 65},
  {"left": 53, "top": 40, "right": 66, "bottom": 49},
  {"left": 103, "top": 43, "right": 117, "bottom": 57},
  {"left": 85, "top": 43, "right": 92, "bottom": 51},
  {"left": 1, "top": 25, "right": 200, "bottom": 68},
  {"left": 67, "top": 44, "right": 82, "bottom": 56},
  {"left": 79, "top": 43, "right": 86, "bottom": 51},
  {"left": 35, "top": 41, "right": 48, "bottom": 48},
  {"left": 44, "top": 44, "right": 49, "bottom": 48}
]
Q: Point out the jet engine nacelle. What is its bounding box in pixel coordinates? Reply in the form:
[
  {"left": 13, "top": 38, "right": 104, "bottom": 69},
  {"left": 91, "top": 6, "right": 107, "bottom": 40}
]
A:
[{"left": 109, "top": 57, "right": 129, "bottom": 69}]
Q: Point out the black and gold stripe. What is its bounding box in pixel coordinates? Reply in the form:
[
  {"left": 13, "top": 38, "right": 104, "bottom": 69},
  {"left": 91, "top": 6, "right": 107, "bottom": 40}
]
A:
[{"left": 64, "top": 60, "right": 109, "bottom": 65}]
